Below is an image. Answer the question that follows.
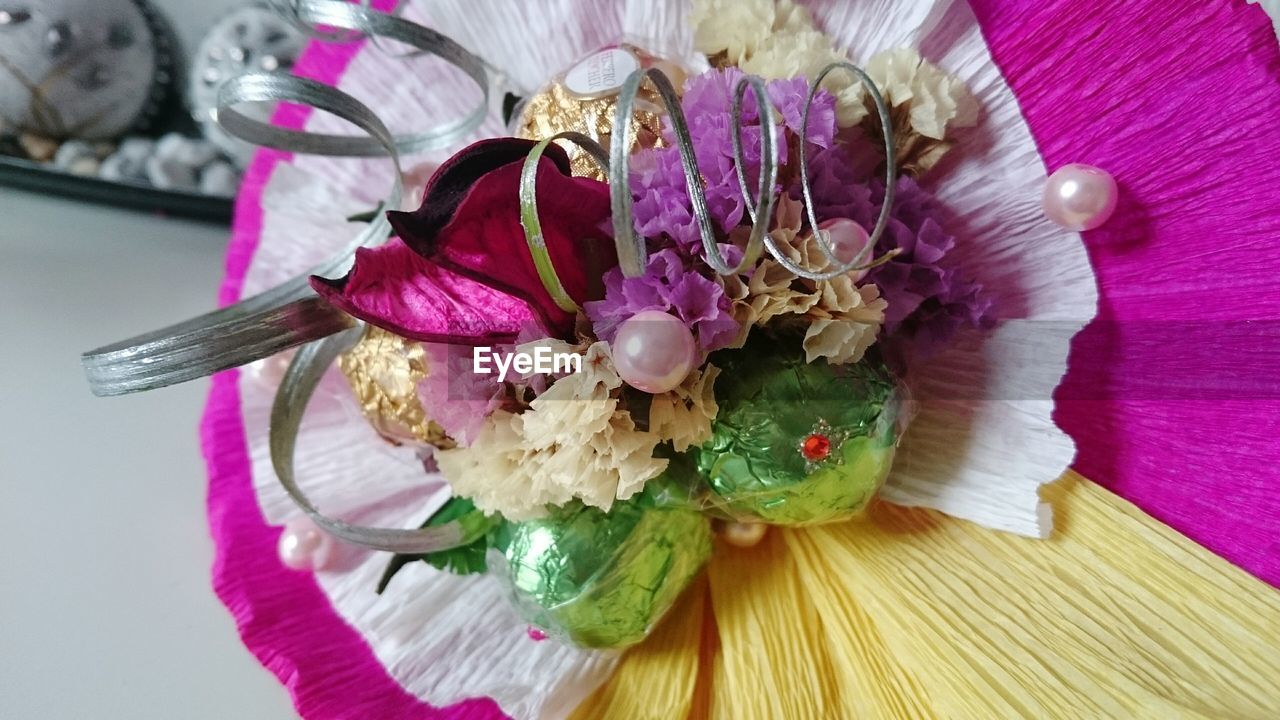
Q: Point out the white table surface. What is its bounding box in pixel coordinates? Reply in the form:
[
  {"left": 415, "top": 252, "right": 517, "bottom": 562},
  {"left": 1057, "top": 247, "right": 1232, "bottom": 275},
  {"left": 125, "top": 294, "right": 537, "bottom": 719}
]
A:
[{"left": 0, "top": 188, "right": 297, "bottom": 719}]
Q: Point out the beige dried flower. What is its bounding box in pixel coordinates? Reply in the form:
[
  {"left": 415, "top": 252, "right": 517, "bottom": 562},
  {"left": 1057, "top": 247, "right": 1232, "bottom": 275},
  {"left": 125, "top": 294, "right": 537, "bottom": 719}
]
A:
[
  {"left": 861, "top": 48, "right": 979, "bottom": 177},
  {"left": 436, "top": 342, "right": 667, "bottom": 520},
  {"left": 691, "top": 0, "right": 867, "bottom": 127},
  {"left": 719, "top": 196, "right": 886, "bottom": 363}
]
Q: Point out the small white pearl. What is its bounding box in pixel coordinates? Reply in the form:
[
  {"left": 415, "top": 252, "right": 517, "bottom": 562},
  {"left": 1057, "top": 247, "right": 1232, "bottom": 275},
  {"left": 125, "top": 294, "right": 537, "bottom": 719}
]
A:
[
  {"left": 722, "top": 522, "right": 769, "bottom": 548},
  {"left": 277, "top": 517, "right": 335, "bottom": 571},
  {"left": 648, "top": 59, "right": 687, "bottom": 91},
  {"left": 818, "top": 218, "right": 872, "bottom": 280},
  {"left": 1043, "top": 163, "right": 1118, "bottom": 231},
  {"left": 612, "top": 310, "right": 697, "bottom": 394}
]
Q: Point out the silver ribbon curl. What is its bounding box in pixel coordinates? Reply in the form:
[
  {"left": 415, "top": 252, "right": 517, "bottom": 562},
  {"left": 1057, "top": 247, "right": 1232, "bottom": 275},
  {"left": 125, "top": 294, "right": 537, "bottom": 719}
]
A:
[
  {"left": 272, "top": 325, "right": 475, "bottom": 553},
  {"left": 81, "top": 0, "right": 490, "bottom": 397},
  {"left": 608, "top": 61, "right": 896, "bottom": 281}
]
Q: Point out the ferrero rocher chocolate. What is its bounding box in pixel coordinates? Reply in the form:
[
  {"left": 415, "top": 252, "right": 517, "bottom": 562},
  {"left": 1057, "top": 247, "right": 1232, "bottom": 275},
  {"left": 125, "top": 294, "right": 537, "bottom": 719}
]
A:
[
  {"left": 515, "top": 45, "right": 673, "bottom": 179},
  {"left": 339, "top": 325, "right": 454, "bottom": 448},
  {"left": 497, "top": 492, "right": 712, "bottom": 649},
  {"left": 694, "top": 343, "right": 902, "bottom": 526}
]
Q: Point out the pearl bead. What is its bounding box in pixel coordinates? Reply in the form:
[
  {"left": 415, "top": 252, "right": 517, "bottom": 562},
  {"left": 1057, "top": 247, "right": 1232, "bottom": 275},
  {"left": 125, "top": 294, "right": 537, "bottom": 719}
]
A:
[
  {"left": 277, "top": 517, "right": 335, "bottom": 571},
  {"left": 818, "top": 218, "right": 872, "bottom": 280},
  {"left": 722, "top": 522, "right": 769, "bottom": 548},
  {"left": 526, "top": 626, "right": 548, "bottom": 641},
  {"left": 612, "top": 310, "right": 697, "bottom": 394},
  {"left": 648, "top": 59, "right": 687, "bottom": 91},
  {"left": 1043, "top": 163, "right": 1118, "bottom": 231}
]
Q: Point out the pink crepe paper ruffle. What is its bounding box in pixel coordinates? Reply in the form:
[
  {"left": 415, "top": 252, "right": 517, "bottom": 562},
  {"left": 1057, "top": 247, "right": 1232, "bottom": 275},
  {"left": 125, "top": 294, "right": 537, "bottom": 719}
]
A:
[
  {"left": 201, "top": 5, "right": 505, "bottom": 717},
  {"left": 968, "top": 0, "right": 1280, "bottom": 586}
]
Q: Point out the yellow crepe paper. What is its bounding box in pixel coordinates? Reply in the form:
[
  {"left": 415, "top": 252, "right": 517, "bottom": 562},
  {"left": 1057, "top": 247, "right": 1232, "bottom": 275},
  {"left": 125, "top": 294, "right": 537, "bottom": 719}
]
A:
[{"left": 573, "top": 473, "right": 1280, "bottom": 718}]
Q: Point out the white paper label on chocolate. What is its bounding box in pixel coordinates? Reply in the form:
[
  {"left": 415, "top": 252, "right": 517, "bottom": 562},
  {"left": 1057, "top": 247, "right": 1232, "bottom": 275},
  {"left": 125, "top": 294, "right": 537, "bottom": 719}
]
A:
[{"left": 563, "top": 48, "right": 640, "bottom": 98}]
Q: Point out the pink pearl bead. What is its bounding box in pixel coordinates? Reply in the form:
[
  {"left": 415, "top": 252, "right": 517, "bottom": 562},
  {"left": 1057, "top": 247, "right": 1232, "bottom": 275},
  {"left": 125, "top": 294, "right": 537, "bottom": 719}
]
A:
[
  {"left": 647, "top": 59, "right": 687, "bottom": 91},
  {"left": 612, "top": 310, "right": 697, "bottom": 394},
  {"left": 526, "top": 627, "right": 548, "bottom": 641},
  {"left": 1043, "top": 163, "right": 1118, "bottom": 231},
  {"left": 721, "top": 522, "right": 769, "bottom": 548},
  {"left": 277, "top": 517, "right": 335, "bottom": 572},
  {"left": 818, "top": 218, "right": 872, "bottom": 281}
]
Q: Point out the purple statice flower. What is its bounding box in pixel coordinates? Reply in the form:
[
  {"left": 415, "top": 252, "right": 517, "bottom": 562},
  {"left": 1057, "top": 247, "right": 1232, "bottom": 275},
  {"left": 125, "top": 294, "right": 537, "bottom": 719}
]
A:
[
  {"left": 417, "top": 342, "right": 507, "bottom": 445},
  {"left": 584, "top": 248, "right": 740, "bottom": 356},
  {"left": 629, "top": 68, "right": 838, "bottom": 255},
  {"left": 799, "top": 151, "right": 995, "bottom": 356}
]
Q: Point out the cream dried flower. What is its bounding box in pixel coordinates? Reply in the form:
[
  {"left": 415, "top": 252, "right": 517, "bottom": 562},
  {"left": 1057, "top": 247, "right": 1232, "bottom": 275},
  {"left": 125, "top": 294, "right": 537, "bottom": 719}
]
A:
[
  {"left": 436, "top": 342, "right": 667, "bottom": 520},
  {"left": 801, "top": 283, "right": 886, "bottom": 364},
  {"left": 739, "top": 29, "right": 868, "bottom": 127},
  {"left": 866, "top": 48, "right": 978, "bottom": 139},
  {"left": 689, "top": 0, "right": 779, "bottom": 62},
  {"left": 648, "top": 364, "right": 721, "bottom": 452},
  {"left": 719, "top": 196, "right": 886, "bottom": 363},
  {"left": 862, "top": 48, "right": 979, "bottom": 176}
]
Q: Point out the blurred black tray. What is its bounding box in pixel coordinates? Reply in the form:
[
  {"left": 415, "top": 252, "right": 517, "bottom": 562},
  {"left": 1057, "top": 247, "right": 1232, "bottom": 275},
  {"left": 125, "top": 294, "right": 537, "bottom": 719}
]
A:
[{"left": 0, "top": 155, "right": 233, "bottom": 224}]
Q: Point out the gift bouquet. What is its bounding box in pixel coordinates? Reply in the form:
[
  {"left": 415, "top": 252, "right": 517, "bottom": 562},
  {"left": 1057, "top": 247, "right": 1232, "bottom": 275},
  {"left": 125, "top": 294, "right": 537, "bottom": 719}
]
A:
[{"left": 83, "top": 0, "right": 1280, "bottom": 717}]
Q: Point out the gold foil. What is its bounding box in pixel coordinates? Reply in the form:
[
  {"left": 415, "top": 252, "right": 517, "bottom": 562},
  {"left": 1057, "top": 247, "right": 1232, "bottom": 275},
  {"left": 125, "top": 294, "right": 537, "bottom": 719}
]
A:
[
  {"left": 516, "top": 52, "right": 667, "bottom": 179},
  {"left": 339, "top": 326, "right": 454, "bottom": 449}
]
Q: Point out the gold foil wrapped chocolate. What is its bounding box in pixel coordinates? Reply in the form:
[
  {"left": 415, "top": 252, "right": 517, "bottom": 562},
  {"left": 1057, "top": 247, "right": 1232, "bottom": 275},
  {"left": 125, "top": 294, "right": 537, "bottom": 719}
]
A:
[
  {"left": 339, "top": 326, "right": 454, "bottom": 448},
  {"left": 515, "top": 45, "right": 672, "bottom": 179}
]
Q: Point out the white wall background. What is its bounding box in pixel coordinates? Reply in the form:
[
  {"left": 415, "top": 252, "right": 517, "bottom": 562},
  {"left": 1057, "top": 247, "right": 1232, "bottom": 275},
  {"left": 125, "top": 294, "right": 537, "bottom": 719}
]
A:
[
  {"left": 0, "top": 3, "right": 298, "bottom": 716},
  {"left": 0, "top": 187, "right": 299, "bottom": 718}
]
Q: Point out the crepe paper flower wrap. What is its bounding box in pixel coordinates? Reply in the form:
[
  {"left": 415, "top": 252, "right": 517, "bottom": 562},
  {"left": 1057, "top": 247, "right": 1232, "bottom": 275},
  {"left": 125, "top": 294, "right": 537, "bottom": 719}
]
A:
[
  {"left": 199, "top": 0, "right": 1280, "bottom": 718},
  {"left": 312, "top": 138, "right": 617, "bottom": 344},
  {"left": 1249, "top": 0, "right": 1280, "bottom": 36}
]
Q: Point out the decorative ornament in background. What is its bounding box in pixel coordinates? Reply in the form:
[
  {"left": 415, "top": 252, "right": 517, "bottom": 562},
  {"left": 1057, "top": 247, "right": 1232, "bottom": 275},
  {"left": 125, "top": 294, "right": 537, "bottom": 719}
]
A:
[
  {"left": 188, "top": 3, "right": 306, "bottom": 167},
  {"left": 0, "top": 0, "right": 174, "bottom": 140}
]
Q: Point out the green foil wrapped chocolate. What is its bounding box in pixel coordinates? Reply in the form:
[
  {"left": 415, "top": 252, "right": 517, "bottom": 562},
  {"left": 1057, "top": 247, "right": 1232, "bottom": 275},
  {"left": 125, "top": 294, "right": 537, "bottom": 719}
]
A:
[
  {"left": 496, "top": 491, "right": 712, "bottom": 649},
  {"left": 694, "top": 345, "right": 902, "bottom": 525}
]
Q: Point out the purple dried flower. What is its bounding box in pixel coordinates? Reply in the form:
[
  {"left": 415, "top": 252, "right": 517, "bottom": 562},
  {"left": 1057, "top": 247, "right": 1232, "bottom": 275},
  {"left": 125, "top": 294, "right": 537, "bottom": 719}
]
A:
[
  {"left": 800, "top": 149, "right": 995, "bottom": 355},
  {"left": 630, "top": 68, "right": 838, "bottom": 255},
  {"left": 584, "top": 248, "right": 740, "bottom": 356}
]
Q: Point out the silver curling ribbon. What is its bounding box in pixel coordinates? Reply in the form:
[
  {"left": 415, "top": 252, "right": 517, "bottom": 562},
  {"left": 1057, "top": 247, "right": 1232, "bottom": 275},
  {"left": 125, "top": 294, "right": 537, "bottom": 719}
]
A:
[{"left": 82, "top": 0, "right": 491, "bottom": 396}]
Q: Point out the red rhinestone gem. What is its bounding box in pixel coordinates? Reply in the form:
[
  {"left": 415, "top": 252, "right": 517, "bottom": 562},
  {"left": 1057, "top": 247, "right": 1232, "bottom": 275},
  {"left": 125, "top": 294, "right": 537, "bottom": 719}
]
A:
[{"left": 801, "top": 433, "right": 832, "bottom": 462}]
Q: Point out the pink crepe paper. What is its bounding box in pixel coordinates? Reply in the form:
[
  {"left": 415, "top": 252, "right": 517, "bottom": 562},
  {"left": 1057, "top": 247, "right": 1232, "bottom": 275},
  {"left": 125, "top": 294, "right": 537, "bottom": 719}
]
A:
[
  {"left": 967, "top": 0, "right": 1280, "bottom": 586},
  {"left": 201, "top": 8, "right": 506, "bottom": 718}
]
